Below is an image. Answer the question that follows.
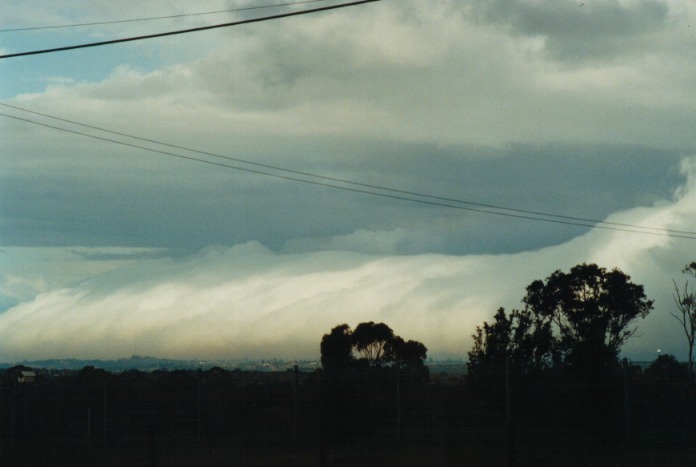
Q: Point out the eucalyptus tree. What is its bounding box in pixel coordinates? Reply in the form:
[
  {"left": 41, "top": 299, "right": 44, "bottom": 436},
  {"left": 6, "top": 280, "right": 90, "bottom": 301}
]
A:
[
  {"left": 523, "top": 263, "right": 653, "bottom": 368},
  {"left": 469, "top": 263, "right": 653, "bottom": 374},
  {"left": 672, "top": 262, "right": 696, "bottom": 379}
]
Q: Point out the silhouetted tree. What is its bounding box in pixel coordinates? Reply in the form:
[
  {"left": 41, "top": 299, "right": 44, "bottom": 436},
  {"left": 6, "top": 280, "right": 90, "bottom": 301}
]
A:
[
  {"left": 672, "top": 262, "right": 696, "bottom": 380},
  {"left": 320, "top": 322, "right": 427, "bottom": 370},
  {"left": 352, "top": 321, "right": 395, "bottom": 366},
  {"left": 468, "top": 307, "right": 554, "bottom": 376},
  {"left": 523, "top": 263, "right": 653, "bottom": 369},
  {"left": 646, "top": 353, "right": 688, "bottom": 381},
  {"left": 386, "top": 336, "right": 428, "bottom": 368},
  {"left": 320, "top": 324, "right": 355, "bottom": 372}
]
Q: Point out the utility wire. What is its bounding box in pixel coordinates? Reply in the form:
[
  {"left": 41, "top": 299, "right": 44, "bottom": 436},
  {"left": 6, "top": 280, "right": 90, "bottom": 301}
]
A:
[
  {"left": 0, "top": 0, "right": 329, "bottom": 33},
  {"left": 2, "top": 102, "right": 692, "bottom": 238},
  {"left": 1, "top": 110, "right": 694, "bottom": 240},
  {"left": 0, "top": 0, "right": 380, "bottom": 59}
]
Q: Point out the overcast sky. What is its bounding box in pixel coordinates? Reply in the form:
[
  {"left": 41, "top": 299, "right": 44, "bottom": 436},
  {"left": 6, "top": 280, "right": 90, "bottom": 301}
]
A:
[{"left": 1, "top": 0, "right": 696, "bottom": 362}]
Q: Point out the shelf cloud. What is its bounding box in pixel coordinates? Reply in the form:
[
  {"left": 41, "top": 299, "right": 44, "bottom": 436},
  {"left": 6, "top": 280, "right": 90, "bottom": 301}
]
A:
[{"left": 1, "top": 157, "right": 694, "bottom": 361}]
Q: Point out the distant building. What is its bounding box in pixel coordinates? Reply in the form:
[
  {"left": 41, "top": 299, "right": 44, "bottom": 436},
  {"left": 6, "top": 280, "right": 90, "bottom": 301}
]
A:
[{"left": 18, "top": 370, "right": 36, "bottom": 383}]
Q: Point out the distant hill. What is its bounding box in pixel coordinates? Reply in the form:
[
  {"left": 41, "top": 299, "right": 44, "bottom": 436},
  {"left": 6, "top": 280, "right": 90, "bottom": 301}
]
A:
[
  {"left": 0, "top": 355, "right": 321, "bottom": 372},
  {"left": 0, "top": 355, "right": 466, "bottom": 373}
]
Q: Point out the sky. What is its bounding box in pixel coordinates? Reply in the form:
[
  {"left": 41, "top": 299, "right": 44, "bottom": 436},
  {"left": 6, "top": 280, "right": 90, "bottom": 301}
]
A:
[{"left": 1, "top": 0, "right": 696, "bottom": 363}]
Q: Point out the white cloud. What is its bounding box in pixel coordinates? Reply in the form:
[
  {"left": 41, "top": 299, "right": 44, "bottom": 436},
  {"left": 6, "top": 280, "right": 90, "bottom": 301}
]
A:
[
  {"left": 7, "top": 0, "right": 696, "bottom": 149},
  {"left": 0, "top": 242, "right": 507, "bottom": 361},
  {"left": 0, "top": 274, "right": 48, "bottom": 302},
  {"left": 0, "top": 246, "right": 166, "bottom": 308}
]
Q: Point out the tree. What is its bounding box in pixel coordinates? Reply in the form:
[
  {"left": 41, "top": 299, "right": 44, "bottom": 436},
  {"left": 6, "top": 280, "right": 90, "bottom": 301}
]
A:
[
  {"left": 523, "top": 263, "right": 653, "bottom": 368},
  {"left": 320, "top": 321, "right": 427, "bottom": 370},
  {"left": 646, "top": 353, "right": 688, "bottom": 381},
  {"left": 352, "top": 321, "right": 395, "bottom": 366},
  {"left": 672, "top": 262, "right": 696, "bottom": 380},
  {"left": 320, "top": 324, "right": 355, "bottom": 372},
  {"left": 508, "top": 307, "right": 555, "bottom": 371},
  {"left": 468, "top": 308, "right": 511, "bottom": 376},
  {"left": 467, "top": 307, "right": 553, "bottom": 376},
  {"left": 386, "top": 337, "right": 428, "bottom": 369}
]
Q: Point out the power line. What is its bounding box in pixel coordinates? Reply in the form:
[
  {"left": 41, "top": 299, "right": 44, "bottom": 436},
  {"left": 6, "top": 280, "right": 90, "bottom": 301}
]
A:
[
  {"left": 0, "top": 0, "right": 380, "bottom": 59},
  {"left": 0, "top": 0, "right": 329, "bottom": 33},
  {"left": 1, "top": 108, "right": 694, "bottom": 240},
  {"left": 2, "top": 102, "right": 693, "bottom": 238}
]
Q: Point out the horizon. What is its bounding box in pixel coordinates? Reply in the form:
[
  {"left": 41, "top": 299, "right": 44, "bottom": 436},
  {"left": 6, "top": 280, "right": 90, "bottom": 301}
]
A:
[{"left": 0, "top": 353, "right": 676, "bottom": 374}]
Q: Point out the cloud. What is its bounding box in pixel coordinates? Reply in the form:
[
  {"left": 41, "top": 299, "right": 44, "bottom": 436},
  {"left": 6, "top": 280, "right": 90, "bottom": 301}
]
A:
[
  {"left": 0, "top": 246, "right": 166, "bottom": 311},
  {"left": 0, "top": 135, "right": 683, "bottom": 254},
  {"left": 283, "top": 228, "right": 411, "bottom": 255},
  {"left": 473, "top": 0, "right": 669, "bottom": 61},
  {"left": 0, "top": 242, "right": 521, "bottom": 361},
  {"left": 1, "top": 156, "right": 696, "bottom": 362},
  {"left": 0, "top": 274, "right": 48, "bottom": 303},
  {"left": 7, "top": 0, "right": 694, "bottom": 153}
]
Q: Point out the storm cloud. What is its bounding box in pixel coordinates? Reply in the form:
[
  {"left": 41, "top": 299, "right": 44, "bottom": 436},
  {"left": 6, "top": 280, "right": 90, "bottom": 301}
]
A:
[{"left": 1, "top": 156, "right": 696, "bottom": 361}]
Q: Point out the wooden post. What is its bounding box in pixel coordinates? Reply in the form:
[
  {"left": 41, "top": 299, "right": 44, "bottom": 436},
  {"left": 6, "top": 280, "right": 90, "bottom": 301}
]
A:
[
  {"left": 197, "top": 369, "right": 202, "bottom": 443},
  {"left": 294, "top": 365, "right": 300, "bottom": 444},
  {"left": 505, "top": 357, "right": 511, "bottom": 427},
  {"left": 10, "top": 385, "right": 16, "bottom": 449},
  {"left": 505, "top": 357, "right": 514, "bottom": 466},
  {"left": 319, "top": 372, "right": 327, "bottom": 467},
  {"left": 103, "top": 374, "right": 108, "bottom": 446},
  {"left": 623, "top": 360, "right": 630, "bottom": 444},
  {"left": 396, "top": 362, "right": 401, "bottom": 444}
]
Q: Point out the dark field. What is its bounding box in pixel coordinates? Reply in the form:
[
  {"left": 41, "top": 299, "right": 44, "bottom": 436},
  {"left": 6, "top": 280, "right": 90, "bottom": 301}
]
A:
[{"left": 1, "top": 365, "right": 694, "bottom": 466}]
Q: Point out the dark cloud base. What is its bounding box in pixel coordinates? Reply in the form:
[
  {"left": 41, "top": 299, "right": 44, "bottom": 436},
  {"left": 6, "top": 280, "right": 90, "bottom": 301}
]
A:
[{"left": 1, "top": 140, "right": 685, "bottom": 255}]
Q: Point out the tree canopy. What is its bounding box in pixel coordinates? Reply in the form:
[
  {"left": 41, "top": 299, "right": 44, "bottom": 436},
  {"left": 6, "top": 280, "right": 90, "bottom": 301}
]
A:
[
  {"left": 320, "top": 321, "right": 427, "bottom": 372},
  {"left": 469, "top": 263, "right": 653, "bottom": 375},
  {"left": 468, "top": 307, "right": 554, "bottom": 376},
  {"left": 320, "top": 323, "right": 354, "bottom": 371},
  {"left": 523, "top": 263, "right": 653, "bottom": 366},
  {"left": 352, "top": 322, "right": 395, "bottom": 366}
]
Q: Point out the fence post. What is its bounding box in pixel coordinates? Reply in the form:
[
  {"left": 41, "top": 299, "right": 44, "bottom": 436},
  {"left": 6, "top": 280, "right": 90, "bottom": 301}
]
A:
[
  {"left": 10, "top": 384, "right": 16, "bottom": 449},
  {"left": 319, "top": 372, "right": 327, "bottom": 467},
  {"left": 197, "top": 369, "right": 202, "bottom": 444},
  {"left": 622, "top": 360, "right": 630, "bottom": 444},
  {"left": 396, "top": 362, "right": 401, "bottom": 444},
  {"left": 505, "top": 357, "right": 511, "bottom": 426},
  {"left": 294, "top": 365, "right": 299, "bottom": 444},
  {"left": 87, "top": 406, "right": 92, "bottom": 443},
  {"left": 103, "top": 373, "right": 108, "bottom": 446},
  {"left": 505, "top": 357, "right": 515, "bottom": 466}
]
